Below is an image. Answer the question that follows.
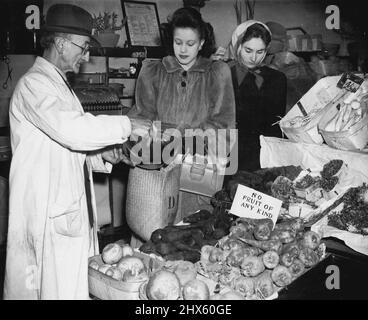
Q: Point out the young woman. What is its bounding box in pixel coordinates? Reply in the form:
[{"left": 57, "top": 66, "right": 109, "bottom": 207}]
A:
[
  {"left": 228, "top": 20, "right": 287, "bottom": 172},
  {"left": 126, "top": 7, "right": 236, "bottom": 242},
  {"left": 131, "top": 7, "right": 235, "bottom": 136}
]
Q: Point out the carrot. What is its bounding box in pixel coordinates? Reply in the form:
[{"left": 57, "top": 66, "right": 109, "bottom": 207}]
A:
[{"left": 271, "top": 265, "right": 293, "bottom": 287}]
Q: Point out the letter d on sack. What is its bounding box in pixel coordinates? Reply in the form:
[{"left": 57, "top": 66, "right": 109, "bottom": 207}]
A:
[{"left": 168, "top": 195, "right": 178, "bottom": 209}]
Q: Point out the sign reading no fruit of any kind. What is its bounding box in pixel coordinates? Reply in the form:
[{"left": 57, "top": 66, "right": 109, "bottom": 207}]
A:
[{"left": 229, "top": 184, "right": 282, "bottom": 227}]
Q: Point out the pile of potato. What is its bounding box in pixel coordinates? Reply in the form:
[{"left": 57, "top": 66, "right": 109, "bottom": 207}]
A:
[{"left": 198, "top": 217, "right": 326, "bottom": 300}]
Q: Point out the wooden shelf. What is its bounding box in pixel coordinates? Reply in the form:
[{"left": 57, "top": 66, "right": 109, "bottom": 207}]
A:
[
  {"left": 90, "top": 46, "right": 166, "bottom": 59},
  {"left": 108, "top": 73, "right": 137, "bottom": 79}
]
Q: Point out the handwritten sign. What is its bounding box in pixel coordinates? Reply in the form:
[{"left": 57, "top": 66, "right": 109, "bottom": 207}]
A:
[{"left": 229, "top": 184, "right": 282, "bottom": 227}]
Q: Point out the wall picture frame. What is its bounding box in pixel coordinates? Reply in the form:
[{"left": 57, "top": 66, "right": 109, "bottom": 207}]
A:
[{"left": 121, "top": 1, "right": 162, "bottom": 47}]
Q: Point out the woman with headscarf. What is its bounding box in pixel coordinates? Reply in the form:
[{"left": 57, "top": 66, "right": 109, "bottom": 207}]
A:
[{"left": 228, "top": 20, "right": 287, "bottom": 172}]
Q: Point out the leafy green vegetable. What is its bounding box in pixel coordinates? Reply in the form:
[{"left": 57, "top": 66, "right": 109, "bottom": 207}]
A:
[
  {"left": 321, "top": 159, "right": 343, "bottom": 179},
  {"left": 328, "top": 184, "right": 368, "bottom": 235}
]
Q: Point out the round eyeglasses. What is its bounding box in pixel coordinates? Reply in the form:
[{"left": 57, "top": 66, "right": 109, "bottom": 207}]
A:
[{"left": 65, "top": 38, "right": 90, "bottom": 55}]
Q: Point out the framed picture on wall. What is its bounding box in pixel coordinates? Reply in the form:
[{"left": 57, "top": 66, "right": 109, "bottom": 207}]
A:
[{"left": 121, "top": 1, "right": 162, "bottom": 47}]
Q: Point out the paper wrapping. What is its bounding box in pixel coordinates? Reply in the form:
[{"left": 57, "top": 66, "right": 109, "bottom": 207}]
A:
[
  {"left": 312, "top": 216, "right": 368, "bottom": 256},
  {"left": 260, "top": 136, "right": 368, "bottom": 178},
  {"left": 260, "top": 136, "right": 368, "bottom": 255}
]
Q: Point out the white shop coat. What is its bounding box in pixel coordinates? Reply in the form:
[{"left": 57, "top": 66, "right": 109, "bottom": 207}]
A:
[{"left": 3, "top": 57, "right": 131, "bottom": 300}]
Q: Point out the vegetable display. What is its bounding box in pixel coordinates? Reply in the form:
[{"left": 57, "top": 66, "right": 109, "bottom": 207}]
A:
[
  {"left": 139, "top": 209, "right": 235, "bottom": 262},
  {"left": 197, "top": 217, "right": 326, "bottom": 299}
]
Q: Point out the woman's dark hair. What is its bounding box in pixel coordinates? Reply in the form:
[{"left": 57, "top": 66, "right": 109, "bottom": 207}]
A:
[
  {"left": 241, "top": 23, "right": 272, "bottom": 47},
  {"left": 162, "top": 7, "right": 216, "bottom": 58}
]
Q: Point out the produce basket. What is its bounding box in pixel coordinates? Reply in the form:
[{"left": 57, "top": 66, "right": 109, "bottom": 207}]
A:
[
  {"left": 88, "top": 251, "right": 164, "bottom": 300},
  {"left": 279, "top": 76, "right": 343, "bottom": 144},
  {"left": 318, "top": 103, "right": 368, "bottom": 151}
]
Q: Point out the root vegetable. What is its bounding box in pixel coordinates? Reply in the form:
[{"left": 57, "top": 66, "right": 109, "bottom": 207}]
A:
[
  {"left": 155, "top": 241, "right": 177, "bottom": 256},
  {"left": 253, "top": 219, "right": 273, "bottom": 241},
  {"left": 226, "top": 248, "right": 246, "bottom": 267},
  {"left": 280, "top": 252, "right": 296, "bottom": 267},
  {"left": 270, "top": 229, "right": 296, "bottom": 243},
  {"left": 172, "top": 240, "right": 200, "bottom": 252},
  {"left": 298, "top": 247, "right": 319, "bottom": 267},
  {"left": 98, "top": 264, "right": 111, "bottom": 274},
  {"left": 139, "top": 240, "right": 158, "bottom": 255},
  {"left": 221, "top": 238, "right": 245, "bottom": 251},
  {"left": 146, "top": 270, "right": 181, "bottom": 300},
  {"left": 235, "top": 218, "right": 257, "bottom": 232},
  {"left": 106, "top": 266, "right": 123, "bottom": 280},
  {"left": 243, "top": 246, "right": 262, "bottom": 257},
  {"left": 212, "top": 228, "right": 227, "bottom": 240},
  {"left": 182, "top": 279, "right": 210, "bottom": 300},
  {"left": 232, "top": 276, "right": 255, "bottom": 298},
  {"left": 183, "top": 209, "right": 212, "bottom": 223},
  {"left": 271, "top": 265, "right": 293, "bottom": 287},
  {"left": 200, "top": 245, "right": 214, "bottom": 262},
  {"left": 288, "top": 258, "right": 305, "bottom": 279},
  {"left": 209, "top": 247, "right": 226, "bottom": 263},
  {"left": 181, "top": 250, "right": 201, "bottom": 263},
  {"left": 117, "top": 256, "right": 146, "bottom": 277},
  {"left": 274, "top": 218, "right": 304, "bottom": 233},
  {"left": 122, "top": 269, "right": 148, "bottom": 282},
  {"left": 239, "top": 238, "right": 283, "bottom": 254},
  {"left": 300, "top": 231, "right": 321, "bottom": 250},
  {"left": 120, "top": 244, "right": 134, "bottom": 257},
  {"left": 280, "top": 241, "right": 300, "bottom": 267},
  {"left": 150, "top": 229, "right": 166, "bottom": 243},
  {"left": 218, "top": 266, "right": 241, "bottom": 286},
  {"left": 161, "top": 228, "right": 194, "bottom": 242},
  {"left": 174, "top": 261, "right": 197, "bottom": 286},
  {"left": 254, "top": 270, "right": 274, "bottom": 299},
  {"left": 88, "top": 260, "right": 99, "bottom": 270},
  {"left": 101, "top": 243, "right": 124, "bottom": 264},
  {"left": 230, "top": 223, "right": 253, "bottom": 238},
  {"left": 262, "top": 251, "right": 280, "bottom": 269},
  {"left": 241, "top": 256, "right": 265, "bottom": 277},
  {"left": 282, "top": 241, "right": 300, "bottom": 256},
  {"left": 164, "top": 252, "right": 185, "bottom": 261}
]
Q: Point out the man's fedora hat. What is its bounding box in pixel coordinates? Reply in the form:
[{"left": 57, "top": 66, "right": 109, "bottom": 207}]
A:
[{"left": 41, "top": 4, "right": 100, "bottom": 46}]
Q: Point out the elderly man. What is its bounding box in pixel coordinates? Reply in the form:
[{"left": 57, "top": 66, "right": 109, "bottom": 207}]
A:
[{"left": 3, "top": 4, "right": 150, "bottom": 299}]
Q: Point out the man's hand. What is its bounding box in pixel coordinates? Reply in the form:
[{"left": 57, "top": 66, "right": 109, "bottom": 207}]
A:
[
  {"left": 129, "top": 117, "right": 152, "bottom": 141},
  {"left": 101, "top": 145, "right": 131, "bottom": 165}
]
